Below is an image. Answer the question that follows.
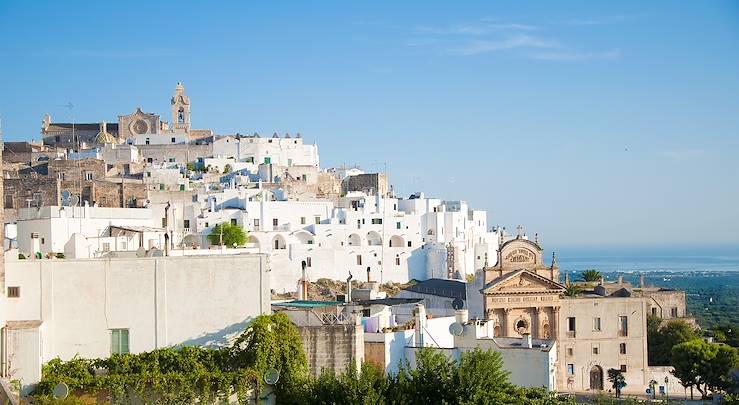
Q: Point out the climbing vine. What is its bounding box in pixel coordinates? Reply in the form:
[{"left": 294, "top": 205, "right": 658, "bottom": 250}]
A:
[{"left": 33, "top": 314, "right": 307, "bottom": 404}]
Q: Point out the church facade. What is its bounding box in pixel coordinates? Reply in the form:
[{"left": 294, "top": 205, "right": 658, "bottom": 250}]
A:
[
  {"left": 41, "top": 83, "right": 212, "bottom": 149},
  {"left": 481, "top": 232, "right": 679, "bottom": 395}
]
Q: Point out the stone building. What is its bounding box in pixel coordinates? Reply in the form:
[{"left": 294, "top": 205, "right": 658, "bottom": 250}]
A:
[
  {"left": 342, "top": 173, "right": 388, "bottom": 196},
  {"left": 40, "top": 83, "right": 212, "bottom": 150},
  {"left": 479, "top": 231, "right": 689, "bottom": 395}
]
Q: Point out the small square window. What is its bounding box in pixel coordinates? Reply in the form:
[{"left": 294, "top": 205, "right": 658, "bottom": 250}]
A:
[
  {"left": 566, "top": 347, "right": 574, "bottom": 356},
  {"left": 7, "top": 286, "right": 20, "bottom": 298},
  {"left": 620, "top": 364, "right": 627, "bottom": 372},
  {"left": 111, "top": 329, "right": 129, "bottom": 355},
  {"left": 315, "top": 216, "right": 320, "bottom": 225},
  {"left": 306, "top": 257, "right": 312, "bottom": 267},
  {"left": 592, "top": 346, "right": 599, "bottom": 355},
  {"left": 300, "top": 217, "right": 306, "bottom": 225},
  {"left": 619, "top": 343, "right": 627, "bottom": 354},
  {"left": 171, "top": 137, "right": 176, "bottom": 143}
]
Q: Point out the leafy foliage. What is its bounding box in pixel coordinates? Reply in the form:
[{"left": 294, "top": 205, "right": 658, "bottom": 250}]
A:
[
  {"left": 671, "top": 338, "right": 739, "bottom": 398},
  {"left": 563, "top": 283, "right": 583, "bottom": 297},
  {"left": 207, "top": 222, "right": 247, "bottom": 247},
  {"left": 33, "top": 314, "right": 304, "bottom": 404},
  {"left": 606, "top": 368, "right": 626, "bottom": 398},
  {"left": 580, "top": 269, "right": 602, "bottom": 282},
  {"left": 647, "top": 316, "right": 699, "bottom": 365}
]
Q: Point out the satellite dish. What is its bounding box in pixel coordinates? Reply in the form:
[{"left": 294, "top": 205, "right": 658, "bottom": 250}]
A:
[
  {"left": 264, "top": 368, "right": 280, "bottom": 385},
  {"left": 136, "top": 246, "right": 147, "bottom": 257},
  {"left": 61, "top": 190, "right": 71, "bottom": 200},
  {"left": 449, "top": 322, "right": 464, "bottom": 336},
  {"left": 70, "top": 195, "right": 80, "bottom": 207},
  {"left": 452, "top": 298, "right": 464, "bottom": 311},
  {"left": 53, "top": 382, "right": 69, "bottom": 399}
]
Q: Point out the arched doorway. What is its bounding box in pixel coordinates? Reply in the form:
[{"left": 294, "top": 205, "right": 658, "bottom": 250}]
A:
[
  {"left": 589, "top": 365, "right": 603, "bottom": 391},
  {"left": 542, "top": 323, "right": 550, "bottom": 339},
  {"left": 493, "top": 324, "right": 501, "bottom": 337}
]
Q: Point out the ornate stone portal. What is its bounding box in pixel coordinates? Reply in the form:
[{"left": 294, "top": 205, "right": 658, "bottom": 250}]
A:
[{"left": 482, "top": 235, "right": 564, "bottom": 339}]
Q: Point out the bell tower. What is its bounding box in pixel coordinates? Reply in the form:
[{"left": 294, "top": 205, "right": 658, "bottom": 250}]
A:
[{"left": 171, "top": 82, "right": 190, "bottom": 132}]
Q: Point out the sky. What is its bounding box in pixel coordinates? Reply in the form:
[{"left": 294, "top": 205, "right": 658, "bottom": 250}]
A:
[{"left": 1, "top": 1, "right": 738, "bottom": 254}]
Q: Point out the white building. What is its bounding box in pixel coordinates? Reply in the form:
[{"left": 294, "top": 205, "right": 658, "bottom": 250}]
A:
[
  {"left": 362, "top": 304, "right": 557, "bottom": 390},
  {"left": 212, "top": 134, "right": 319, "bottom": 167},
  {"left": 0, "top": 252, "right": 271, "bottom": 394}
]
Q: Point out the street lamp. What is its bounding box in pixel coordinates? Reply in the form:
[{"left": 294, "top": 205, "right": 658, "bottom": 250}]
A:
[{"left": 664, "top": 376, "right": 669, "bottom": 402}]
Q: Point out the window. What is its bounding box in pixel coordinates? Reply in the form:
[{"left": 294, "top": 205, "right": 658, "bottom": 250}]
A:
[
  {"left": 273, "top": 218, "right": 278, "bottom": 230},
  {"left": 300, "top": 217, "right": 306, "bottom": 225},
  {"left": 395, "top": 257, "right": 400, "bottom": 266},
  {"left": 671, "top": 307, "right": 678, "bottom": 318},
  {"left": 619, "top": 343, "right": 627, "bottom": 354},
  {"left": 159, "top": 183, "right": 165, "bottom": 191},
  {"left": 302, "top": 174, "right": 307, "bottom": 181},
  {"left": 314, "top": 216, "right": 320, "bottom": 225},
  {"left": 651, "top": 307, "right": 657, "bottom": 316},
  {"left": 372, "top": 218, "right": 382, "bottom": 225},
  {"left": 102, "top": 243, "right": 111, "bottom": 252},
  {"left": 407, "top": 241, "right": 412, "bottom": 248},
  {"left": 4, "top": 194, "right": 13, "bottom": 209},
  {"left": 231, "top": 218, "right": 237, "bottom": 226},
  {"left": 253, "top": 219, "right": 260, "bottom": 230},
  {"left": 288, "top": 158, "right": 293, "bottom": 166},
  {"left": 162, "top": 218, "right": 167, "bottom": 227},
  {"left": 100, "top": 196, "right": 107, "bottom": 205},
  {"left": 592, "top": 346, "right": 599, "bottom": 355},
  {"left": 120, "top": 241, "right": 127, "bottom": 251},
  {"left": 168, "top": 158, "right": 175, "bottom": 163},
  {"left": 145, "top": 138, "right": 150, "bottom": 145},
  {"left": 111, "top": 329, "right": 130, "bottom": 355},
  {"left": 618, "top": 316, "right": 628, "bottom": 337},
  {"left": 84, "top": 171, "right": 93, "bottom": 181},
  {"left": 396, "top": 222, "right": 401, "bottom": 229},
  {"left": 567, "top": 317, "right": 576, "bottom": 335},
  {"left": 620, "top": 365, "right": 627, "bottom": 372},
  {"left": 183, "top": 220, "right": 190, "bottom": 229},
  {"left": 593, "top": 317, "right": 602, "bottom": 331},
  {"left": 264, "top": 157, "right": 271, "bottom": 164},
  {"left": 147, "top": 171, "right": 152, "bottom": 177},
  {"left": 306, "top": 257, "right": 312, "bottom": 267},
  {"left": 567, "top": 364, "right": 574, "bottom": 376},
  {"left": 567, "top": 347, "right": 574, "bottom": 356},
  {"left": 356, "top": 255, "right": 362, "bottom": 265},
  {"left": 147, "top": 158, "right": 153, "bottom": 164},
  {"left": 57, "top": 172, "right": 65, "bottom": 180},
  {"left": 7, "top": 286, "right": 20, "bottom": 298},
  {"left": 171, "top": 137, "right": 176, "bottom": 143}
]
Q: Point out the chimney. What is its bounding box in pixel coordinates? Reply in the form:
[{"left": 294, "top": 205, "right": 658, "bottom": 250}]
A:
[
  {"left": 414, "top": 304, "right": 427, "bottom": 347},
  {"left": 346, "top": 272, "right": 353, "bottom": 303},
  {"left": 640, "top": 274, "right": 645, "bottom": 288},
  {"left": 565, "top": 273, "right": 570, "bottom": 285},
  {"left": 599, "top": 276, "right": 605, "bottom": 286},
  {"left": 523, "top": 333, "right": 532, "bottom": 349},
  {"left": 618, "top": 275, "right": 624, "bottom": 284},
  {"left": 455, "top": 309, "right": 469, "bottom": 324},
  {"left": 301, "top": 261, "right": 308, "bottom": 300}
]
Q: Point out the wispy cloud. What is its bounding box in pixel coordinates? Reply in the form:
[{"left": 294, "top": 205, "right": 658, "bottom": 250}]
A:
[
  {"left": 409, "top": 16, "right": 624, "bottom": 61},
  {"left": 561, "top": 14, "right": 645, "bottom": 27},
  {"left": 25, "top": 49, "right": 179, "bottom": 58},
  {"left": 527, "top": 49, "right": 622, "bottom": 61},
  {"left": 450, "top": 35, "right": 558, "bottom": 56}
]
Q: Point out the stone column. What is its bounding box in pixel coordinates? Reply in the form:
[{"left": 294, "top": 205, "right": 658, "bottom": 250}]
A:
[
  {"left": 552, "top": 306, "right": 560, "bottom": 341},
  {"left": 501, "top": 308, "right": 511, "bottom": 337}
]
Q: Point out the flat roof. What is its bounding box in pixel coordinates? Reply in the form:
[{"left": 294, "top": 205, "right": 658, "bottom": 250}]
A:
[{"left": 271, "top": 300, "right": 344, "bottom": 309}]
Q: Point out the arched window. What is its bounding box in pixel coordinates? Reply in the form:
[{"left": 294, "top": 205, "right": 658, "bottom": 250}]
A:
[{"left": 178, "top": 108, "right": 185, "bottom": 124}]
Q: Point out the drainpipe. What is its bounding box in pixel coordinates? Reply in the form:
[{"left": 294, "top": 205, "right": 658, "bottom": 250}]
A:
[{"left": 346, "top": 272, "right": 353, "bottom": 303}]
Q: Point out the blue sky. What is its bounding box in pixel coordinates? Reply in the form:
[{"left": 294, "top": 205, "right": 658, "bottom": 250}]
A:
[{"left": 1, "top": 1, "right": 738, "bottom": 253}]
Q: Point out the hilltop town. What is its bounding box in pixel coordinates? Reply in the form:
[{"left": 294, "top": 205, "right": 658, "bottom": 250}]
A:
[{"left": 0, "top": 84, "right": 724, "bottom": 402}]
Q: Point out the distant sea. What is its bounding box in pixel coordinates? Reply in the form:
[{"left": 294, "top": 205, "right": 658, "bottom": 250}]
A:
[{"left": 555, "top": 247, "right": 739, "bottom": 274}]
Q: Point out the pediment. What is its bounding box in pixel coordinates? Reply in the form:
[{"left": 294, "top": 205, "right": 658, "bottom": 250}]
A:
[{"left": 481, "top": 269, "right": 565, "bottom": 294}]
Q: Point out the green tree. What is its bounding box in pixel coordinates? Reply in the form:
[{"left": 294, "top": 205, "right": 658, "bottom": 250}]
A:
[
  {"left": 207, "top": 223, "right": 246, "bottom": 247},
  {"left": 455, "top": 348, "right": 513, "bottom": 403},
  {"left": 671, "top": 339, "right": 739, "bottom": 398},
  {"left": 563, "top": 283, "right": 583, "bottom": 297},
  {"left": 648, "top": 318, "right": 699, "bottom": 365},
  {"left": 230, "top": 313, "right": 308, "bottom": 400},
  {"left": 607, "top": 368, "right": 626, "bottom": 398},
  {"left": 580, "top": 269, "right": 602, "bottom": 282}
]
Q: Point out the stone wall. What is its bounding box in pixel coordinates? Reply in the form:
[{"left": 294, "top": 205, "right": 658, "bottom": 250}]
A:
[
  {"left": 138, "top": 144, "right": 212, "bottom": 165},
  {"left": 3, "top": 177, "right": 60, "bottom": 222},
  {"left": 298, "top": 323, "right": 364, "bottom": 376},
  {"left": 342, "top": 173, "right": 388, "bottom": 196}
]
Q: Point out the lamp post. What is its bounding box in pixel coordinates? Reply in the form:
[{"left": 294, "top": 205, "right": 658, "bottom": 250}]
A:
[{"left": 664, "top": 376, "right": 669, "bottom": 402}]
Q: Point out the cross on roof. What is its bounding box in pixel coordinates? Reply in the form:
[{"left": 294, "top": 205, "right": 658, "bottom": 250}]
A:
[{"left": 516, "top": 225, "right": 524, "bottom": 237}]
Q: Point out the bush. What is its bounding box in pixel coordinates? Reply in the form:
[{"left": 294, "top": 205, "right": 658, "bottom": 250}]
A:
[
  {"left": 18, "top": 253, "right": 26, "bottom": 260},
  {"left": 55, "top": 252, "right": 65, "bottom": 259}
]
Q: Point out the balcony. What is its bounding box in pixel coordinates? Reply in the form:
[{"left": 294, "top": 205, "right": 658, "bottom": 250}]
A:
[{"left": 566, "top": 331, "right": 576, "bottom": 338}]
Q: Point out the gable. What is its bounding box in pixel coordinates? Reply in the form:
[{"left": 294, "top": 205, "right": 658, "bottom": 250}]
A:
[{"left": 481, "top": 269, "right": 565, "bottom": 295}]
